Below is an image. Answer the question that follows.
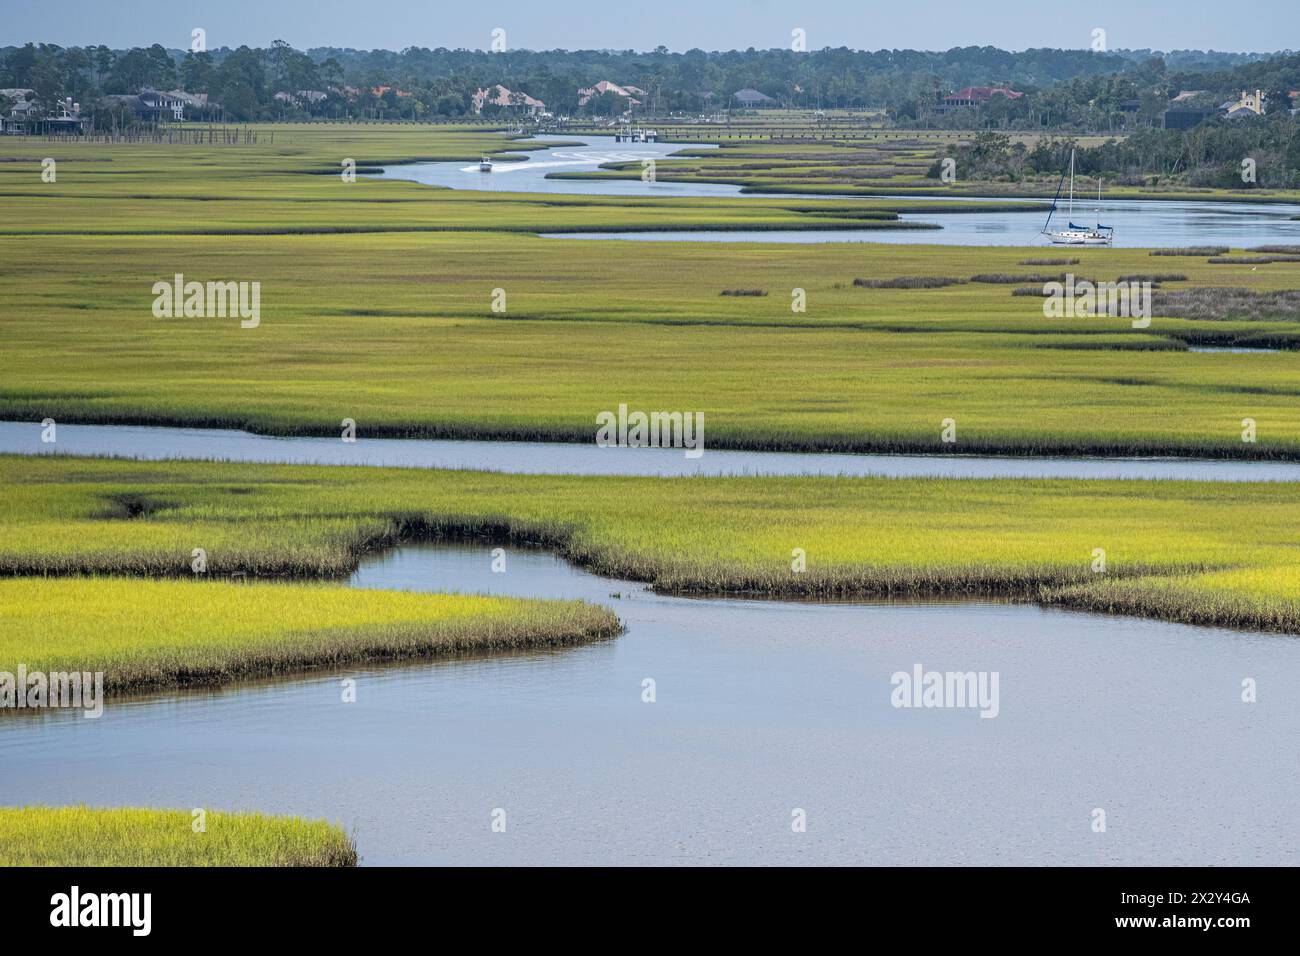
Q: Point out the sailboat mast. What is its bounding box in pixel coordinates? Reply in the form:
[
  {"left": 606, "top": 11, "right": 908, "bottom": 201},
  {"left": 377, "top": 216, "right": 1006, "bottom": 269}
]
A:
[{"left": 1068, "top": 149, "right": 1074, "bottom": 218}]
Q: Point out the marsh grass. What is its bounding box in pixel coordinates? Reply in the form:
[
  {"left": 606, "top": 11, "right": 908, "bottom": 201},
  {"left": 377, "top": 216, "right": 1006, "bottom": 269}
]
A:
[
  {"left": 1039, "top": 567, "right": 1300, "bottom": 634},
  {"left": 970, "top": 273, "right": 1067, "bottom": 283},
  {"left": 5, "top": 456, "right": 1300, "bottom": 633},
  {"left": 0, "top": 807, "right": 357, "bottom": 866},
  {"left": 853, "top": 276, "right": 965, "bottom": 288},
  {"left": 1153, "top": 287, "right": 1300, "bottom": 321},
  {"left": 1208, "top": 255, "right": 1300, "bottom": 264},
  {"left": 0, "top": 576, "right": 621, "bottom": 696},
  {"left": 1150, "top": 246, "right": 1231, "bottom": 256},
  {"left": 3, "top": 127, "right": 1300, "bottom": 458}
]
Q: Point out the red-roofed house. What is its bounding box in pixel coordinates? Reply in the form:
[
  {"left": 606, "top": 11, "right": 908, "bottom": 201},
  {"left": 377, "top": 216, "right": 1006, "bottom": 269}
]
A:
[
  {"left": 577, "top": 80, "right": 644, "bottom": 107},
  {"left": 471, "top": 85, "right": 546, "bottom": 115},
  {"left": 936, "top": 86, "right": 1024, "bottom": 112}
]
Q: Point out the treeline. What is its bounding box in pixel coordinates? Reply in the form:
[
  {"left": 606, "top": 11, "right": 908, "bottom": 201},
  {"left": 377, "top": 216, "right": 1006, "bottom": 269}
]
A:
[
  {"left": 930, "top": 125, "right": 1300, "bottom": 189},
  {"left": 925, "top": 53, "right": 1300, "bottom": 132},
  {"left": 0, "top": 40, "right": 1296, "bottom": 127}
]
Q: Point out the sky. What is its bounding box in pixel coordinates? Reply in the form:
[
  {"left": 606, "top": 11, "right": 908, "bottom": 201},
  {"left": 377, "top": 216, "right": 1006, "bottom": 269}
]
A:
[{"left": 2, "top": 0, "right": 1297, "bottom": 54}]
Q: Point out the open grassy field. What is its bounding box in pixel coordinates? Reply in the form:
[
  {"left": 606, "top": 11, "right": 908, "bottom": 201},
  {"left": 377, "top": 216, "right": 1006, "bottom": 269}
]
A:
[
  {"left": 0, "top": 576, "right": 619, "bottom": 696},
  {"left": 3, "top": 454, "right": 1300, "bottom": 634},
  {"left": 2, "top": 228, "right": 1299, "bottom": 456},
  {"left": 0, "top": 807, "right": 357, "bottom": 866}
]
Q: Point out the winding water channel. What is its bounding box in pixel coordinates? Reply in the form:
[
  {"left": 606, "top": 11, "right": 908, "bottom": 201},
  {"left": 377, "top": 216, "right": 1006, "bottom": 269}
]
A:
[
  {"left": 5, "top": 420, "right": 1300, "bottom": 482},
  {"left": 3, "top": 425, "right": 1300, "bottom": 864},
  {"left": 375, "top": 134, "right": 1300, "bottom": 248}
]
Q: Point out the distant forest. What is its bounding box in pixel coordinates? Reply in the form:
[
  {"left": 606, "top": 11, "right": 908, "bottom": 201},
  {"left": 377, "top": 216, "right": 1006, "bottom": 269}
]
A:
[{"left": 2, "top": 41, "right": 1298, "bottom": 131}]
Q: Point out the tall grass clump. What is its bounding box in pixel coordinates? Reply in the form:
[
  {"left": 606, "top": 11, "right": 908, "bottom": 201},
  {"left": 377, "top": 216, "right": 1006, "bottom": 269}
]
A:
[
  {"left": 1208, "top": 255, "right": 1300, "bottom": 264},
  {"left": 1153, "top": 287, "right": 1300, "bottom": 322},
  {"left": 853, "top": 276, "right": 964, "bottom": 288},
  {"left": 0, "top": 807, "right": 358, "bottom": 866},
  {"left": 1150, "top": 246, "right": 1230, "bottom": 256},
  {"left": 969, "top": 273, "right": 1067, "bottom": 284},
  {"left": 1116, "top": 273, "right": 1186, "bottom": 283}
]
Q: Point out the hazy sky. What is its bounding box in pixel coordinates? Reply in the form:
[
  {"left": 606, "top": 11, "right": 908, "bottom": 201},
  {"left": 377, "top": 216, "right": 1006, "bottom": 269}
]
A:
[{"left": 3, "top": 0, "right": 1296, "bottom": 53}]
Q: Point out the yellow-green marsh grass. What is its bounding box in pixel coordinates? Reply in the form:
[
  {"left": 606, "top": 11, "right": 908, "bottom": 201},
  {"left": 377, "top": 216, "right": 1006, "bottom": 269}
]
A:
[
  {"left": 1042, "top": 564, "right": 1300, "bottom": 632},
  {"left": 0, "top": 807, "right": 356, "bottom": 866},
  {"left": 3, "top": 231, "right": 1300, "bottom": 457},
  {"left": 0, "top": 576, "right": 619, "bottom": 696},
  {"left": 4, "top": 455, "right": 1300, "bottom": 634}
]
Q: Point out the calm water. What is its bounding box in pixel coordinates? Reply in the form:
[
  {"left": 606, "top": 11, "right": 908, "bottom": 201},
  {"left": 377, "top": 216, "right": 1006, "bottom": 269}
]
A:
[
  {"left": 375, "top": 135, "right": 1300, "bottom": 248},
  {"left": 5, "top": 420, "right": 1300, "bottom": 482},
  {"left": 3, "top": 541, "right": 1297, "bottom": 865}
]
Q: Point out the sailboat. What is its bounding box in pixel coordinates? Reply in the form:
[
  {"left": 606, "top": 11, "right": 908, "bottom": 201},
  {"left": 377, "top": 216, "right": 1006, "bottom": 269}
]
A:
[{"left": 1041, "top": 148, "right": 1113, "bottom": 246}]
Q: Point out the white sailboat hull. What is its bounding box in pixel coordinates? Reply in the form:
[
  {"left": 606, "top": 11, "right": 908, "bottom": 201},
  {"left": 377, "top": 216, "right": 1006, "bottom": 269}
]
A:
[{"left": 1045, "top": 230, "right": 1113, "bottom": 246}]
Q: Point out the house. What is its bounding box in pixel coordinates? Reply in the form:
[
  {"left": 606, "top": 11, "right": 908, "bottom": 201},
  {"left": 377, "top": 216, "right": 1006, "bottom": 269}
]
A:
[
  {"left": 935, "top": 86, "right": 1024, "bottom": 113},
  {"left": 170, "top": 90, "right": 212, "bottom": 110},
  {"left": 44, "top": 96, "right": 90, "bottom": 133},
  {"left": 732, "top": 88, "right": 776, "bottom": 108},
  {"left": 274, "top": 90, "right": 327, "bottom": 108},
  {"left": 100, "top": 89, "right": 210, "bottom": 122},
  {"left": 2, "top": 90, "right": 92, "bottom": 134},
  {"left": 471, "top": 85, "right": 546, "bottom": 115},
  {"left": 0, "top": 88, "right": 37, "bottom": 133},
  {"left": 1220, "top": 90, "right": 1265, "bottom": 116},
  {"left": 138, "top": 88, "right": 188, "bottom": 120},
  {"left": 577, "top": 80, "right": 643, "bottom": 108},
  {"left": 1163, "top": 89, "right": 1273, "bottom": 129}
]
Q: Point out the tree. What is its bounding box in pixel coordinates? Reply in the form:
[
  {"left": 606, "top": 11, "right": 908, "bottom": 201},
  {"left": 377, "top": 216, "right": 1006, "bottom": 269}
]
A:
[
  {"left": 434, "top": 92, "right": 464, "bottom": 116},
  {"left": 5, "top": 44, "right": 38, "bottom": 87},
  {"left": 1264, "top": 88, "right": 1292, "bottom": 116},
  {"left": 319, "top": 57, "right": 344, "bottom": 90},
  {"left": 91, "top": 45, "right": 115, "bottom": 86},
  {"left": 180, "top": 51, "right": 215, "bottom": 92}
]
